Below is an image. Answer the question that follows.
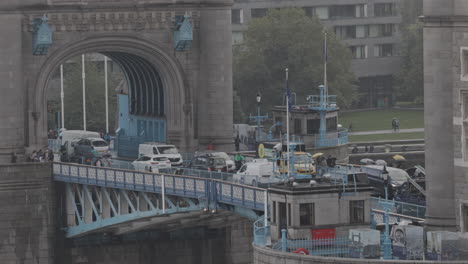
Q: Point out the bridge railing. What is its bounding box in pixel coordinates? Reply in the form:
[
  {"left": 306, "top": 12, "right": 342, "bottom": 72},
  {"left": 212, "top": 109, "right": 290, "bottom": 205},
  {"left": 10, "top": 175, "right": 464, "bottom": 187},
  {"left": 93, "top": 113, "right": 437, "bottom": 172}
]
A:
[
  {"left": 315, "top": 130, "right": 348, "bottom": 148},
  {"left": 53, "top": 162, "right": 208, "bottom": 199},
  {"left": 370, "top": 197, "right": 426, "bottom": 219},
  {"left": 371, "top": 209, "right": 424, "bottom": 225},
  {"left": 272, "top": 236, "right": 351, "bottom": 257},
  {"left": 215, "top": 180, "right": 265, "bottom": 211},
  {"left": 160, "top": 167, "right": 235, "bottom": 182},
  {"left": 253, "top": 218, "right": 270, "bottom": 247},
  {"left": 53, "top": 162, "right": 266, "bottom": 211}
]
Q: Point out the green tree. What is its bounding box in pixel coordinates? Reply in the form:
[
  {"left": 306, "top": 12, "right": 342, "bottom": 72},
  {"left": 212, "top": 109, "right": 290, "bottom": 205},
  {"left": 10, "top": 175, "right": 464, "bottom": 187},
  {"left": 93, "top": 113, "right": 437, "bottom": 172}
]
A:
[
  {"left": 234, "top": 8, "right": 357, "bottom": 116},
  {"left": 233, "top": 89, "right": 247, "bottom": 123},
  {"left": 395, "top": 0, "right": 423, "bottom": 103},
  {"left": 57, "top": 55, "right": 123, "bottom": 133}
]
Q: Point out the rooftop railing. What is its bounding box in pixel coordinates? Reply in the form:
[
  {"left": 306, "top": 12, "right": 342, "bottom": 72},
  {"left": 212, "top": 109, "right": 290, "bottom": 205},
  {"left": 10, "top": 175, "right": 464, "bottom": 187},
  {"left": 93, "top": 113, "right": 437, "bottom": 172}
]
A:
[{"left": 315, "top": 130, "right": 348, "bottom": 148}]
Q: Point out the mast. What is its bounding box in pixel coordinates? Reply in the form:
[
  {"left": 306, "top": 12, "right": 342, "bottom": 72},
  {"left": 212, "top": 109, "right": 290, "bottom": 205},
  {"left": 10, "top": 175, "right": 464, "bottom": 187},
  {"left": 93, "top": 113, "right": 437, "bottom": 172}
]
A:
[
  {"left": 323, "top": 30, "right": 328, "bottom": 106},
  {"left": 285, "top": 68, "right": 290, "bottom": 179}
]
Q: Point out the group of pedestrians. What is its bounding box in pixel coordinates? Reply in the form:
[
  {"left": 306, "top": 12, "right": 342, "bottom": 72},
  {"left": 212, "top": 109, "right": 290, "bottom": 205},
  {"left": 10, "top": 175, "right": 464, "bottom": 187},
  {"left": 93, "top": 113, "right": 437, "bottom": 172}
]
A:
[
  {"left": 351, "top": 144, "right": 374, "bottom": 154},
  {"left": 29, "top": 149, "right": 54, "bottom": 162}
]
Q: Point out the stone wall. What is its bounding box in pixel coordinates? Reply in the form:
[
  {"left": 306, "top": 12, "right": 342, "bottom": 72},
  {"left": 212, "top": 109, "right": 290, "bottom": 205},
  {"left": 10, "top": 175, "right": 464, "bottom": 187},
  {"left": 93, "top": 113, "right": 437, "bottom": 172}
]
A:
[
  {"left": 0, "top": 163, "right": 55, "bottom": 264},
  {"left": 57, "top": 217, "right": 254, "bottom": 264},
  {"left": 253, "top": 244, "right": 468, "bottom": 264}
]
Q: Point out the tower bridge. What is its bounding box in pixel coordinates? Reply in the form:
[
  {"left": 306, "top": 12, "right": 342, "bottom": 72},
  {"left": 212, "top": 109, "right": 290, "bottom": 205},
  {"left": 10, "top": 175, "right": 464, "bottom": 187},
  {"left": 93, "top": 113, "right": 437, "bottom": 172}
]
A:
[
  {"left": 0, "top": 0, "right": 235, "bottom": 164},
  {"left": 0, "top": 1, "right": 236, "bottom": 263}
]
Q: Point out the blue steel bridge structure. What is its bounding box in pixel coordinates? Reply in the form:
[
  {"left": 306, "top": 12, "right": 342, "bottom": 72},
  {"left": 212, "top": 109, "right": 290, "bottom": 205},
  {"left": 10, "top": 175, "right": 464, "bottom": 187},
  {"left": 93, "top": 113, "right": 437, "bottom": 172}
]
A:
[{"left": 52, "top": 162, "right": 424, "bottom": 239}]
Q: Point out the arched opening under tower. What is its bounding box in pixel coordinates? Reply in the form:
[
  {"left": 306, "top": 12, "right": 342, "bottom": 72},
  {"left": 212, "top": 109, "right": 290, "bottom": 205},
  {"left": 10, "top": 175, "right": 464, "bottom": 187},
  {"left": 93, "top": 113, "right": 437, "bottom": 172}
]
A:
[
  {"left": 45, "top": 51, "right": 168, "bottom": 158},
  {"left": 33, "top": 36, "right": 191, "bottom": 159}
]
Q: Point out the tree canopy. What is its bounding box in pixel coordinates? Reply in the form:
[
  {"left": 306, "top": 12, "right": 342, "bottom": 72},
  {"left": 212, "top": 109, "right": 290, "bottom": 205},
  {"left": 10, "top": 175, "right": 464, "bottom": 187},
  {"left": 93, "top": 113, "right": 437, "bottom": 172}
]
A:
[
  {"left": 233, "top": 8, "right": 357, "bottom": 121},
  {"left": 395, "top": 0, "right": 423, "bottom": 103}
]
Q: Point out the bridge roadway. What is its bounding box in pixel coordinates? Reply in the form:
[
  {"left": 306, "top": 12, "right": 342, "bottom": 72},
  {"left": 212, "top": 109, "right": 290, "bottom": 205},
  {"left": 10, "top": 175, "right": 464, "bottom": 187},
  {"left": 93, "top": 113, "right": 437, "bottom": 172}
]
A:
[{"left": 52, "top": 162, "right": 423, "bottom": 238}]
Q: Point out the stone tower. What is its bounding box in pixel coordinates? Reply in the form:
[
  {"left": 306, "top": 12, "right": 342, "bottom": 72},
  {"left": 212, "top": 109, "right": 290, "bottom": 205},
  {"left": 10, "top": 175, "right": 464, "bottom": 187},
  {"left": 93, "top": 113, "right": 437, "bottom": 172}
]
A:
[
  {"left": 0, "top": 1, "right": 234, "bottom": 262},
  {"left": 423, "top": 0, "right": 468, "bottom": 231}
]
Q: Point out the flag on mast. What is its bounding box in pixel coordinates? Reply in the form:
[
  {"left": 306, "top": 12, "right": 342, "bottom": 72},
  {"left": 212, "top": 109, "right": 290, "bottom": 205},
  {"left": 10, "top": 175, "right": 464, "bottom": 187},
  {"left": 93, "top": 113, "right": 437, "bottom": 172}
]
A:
[
  {"left": 323, "top": 30, "right": 328, "bottom": 104},
  {"left": 285, "top": 68, "right": 290, "bottom": 179},
  {"left": 286, "top": 69, "right": 291, "bottom": 111}
]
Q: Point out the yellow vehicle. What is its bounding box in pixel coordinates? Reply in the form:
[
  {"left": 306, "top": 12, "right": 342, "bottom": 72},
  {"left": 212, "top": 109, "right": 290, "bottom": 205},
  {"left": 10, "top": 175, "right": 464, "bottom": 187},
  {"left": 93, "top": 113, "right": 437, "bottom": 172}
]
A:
[{"left": 278, "top": 152, "right": 316, "bottom": 176}]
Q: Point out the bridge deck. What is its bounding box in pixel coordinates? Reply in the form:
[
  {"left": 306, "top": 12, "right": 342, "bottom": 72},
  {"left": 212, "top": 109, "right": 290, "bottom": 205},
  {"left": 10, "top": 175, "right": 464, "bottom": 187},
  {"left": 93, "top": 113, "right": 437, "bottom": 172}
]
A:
[{"left": 52, "top": 162, "right": 424, "bottom": 238}]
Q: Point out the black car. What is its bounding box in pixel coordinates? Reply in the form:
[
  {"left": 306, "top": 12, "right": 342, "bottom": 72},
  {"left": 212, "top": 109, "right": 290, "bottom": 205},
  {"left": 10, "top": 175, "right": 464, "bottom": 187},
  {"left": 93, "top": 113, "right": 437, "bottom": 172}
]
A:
[{"left": 187, "top": 155, "right": 228, "bottom": 172}]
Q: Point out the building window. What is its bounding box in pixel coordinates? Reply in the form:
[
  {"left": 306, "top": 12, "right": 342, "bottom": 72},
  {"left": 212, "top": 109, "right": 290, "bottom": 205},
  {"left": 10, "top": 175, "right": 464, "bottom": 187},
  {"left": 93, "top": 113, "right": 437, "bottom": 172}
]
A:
[
  {"left": 461, "top": 48, "right": 468, "bottom": 81},
  {"left": 463, "top": 92, "right": 468, "bottom": 161},
  {"left": 294, "top": 119, "right": 302, "bottom": 134},
  {"left": 232, "top": 9, "right": 243, "bottom": 24},
  {"left": 300, "top": 203, "right": 315, "bottom": 226},
  {"left": 350, "top": 200, "right": 365, "bottom": 224},
  {"left": 307, "top": 119, "right": 320, "bottom": 134},
  {"left": 369, "top": 24, "right": 395, "bottom": 37},
  {"left": 374, "top": 44, "right": 394, "bottom": 57},
  {"left": 288, "top": 203, "right": 291, "bottom": 225},
  {"left": 251, "top": 8, "right": 268, "bottom": 19},
  {"left": 356, "top": 25, "right": 369, "bottom": 38},
  {"left": 272, "top": 201, "right": 276, "bottom": 224},
  {"left": 326, "top": 117, "right": 337, "bottom": 132},
  {"left": 278, "top": 202, "right": 287, "bottom": 230},
  {"left": 334, "top": 25, "right": 356, "bottom": 39},
  {"left": 304, "top": 6, "right": 329, "bottom": 19},
  {"left": 329, "top": 5, "right": 356, "bottom": 19},
  {"left": 374, "top": 3, "right": 395, "bottom": 17},
  {"left": 232, "top": 31, "right": 244, "bottom": 45},
  {"left": 350, "top": 45, "right": 367, "bottom": 59},
  {"left": 463, "top": 205, "right": 468, "bottom": 232},
  {"left": 355, "top": 4, "right": 368, "bottom": 18}
]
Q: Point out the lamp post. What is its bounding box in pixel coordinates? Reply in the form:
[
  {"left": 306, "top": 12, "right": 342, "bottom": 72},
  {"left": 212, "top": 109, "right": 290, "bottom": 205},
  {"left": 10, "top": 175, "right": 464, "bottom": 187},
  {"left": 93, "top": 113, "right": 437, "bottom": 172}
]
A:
[
  {"left": 249, "top": 92, "right": 268, "bottom": 142},
  {"left": 256, "top": 92, "right": 261, "bottom": 140},
  {"left": 379, "top": 165, "right": 394, "bottom": 260}
]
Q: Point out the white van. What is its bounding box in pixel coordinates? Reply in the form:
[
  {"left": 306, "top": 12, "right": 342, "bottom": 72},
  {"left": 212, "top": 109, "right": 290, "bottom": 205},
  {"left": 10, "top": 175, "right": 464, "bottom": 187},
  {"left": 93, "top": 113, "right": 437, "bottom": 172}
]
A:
[
  {"left": 233, "top": 159, "right": 281, "bottom": 186},
  {"left": 59, "top": 130, "right": 101, "bottom": 155},
  {"left": 138, "top": 142, "right": 183, "bottom": 166}
]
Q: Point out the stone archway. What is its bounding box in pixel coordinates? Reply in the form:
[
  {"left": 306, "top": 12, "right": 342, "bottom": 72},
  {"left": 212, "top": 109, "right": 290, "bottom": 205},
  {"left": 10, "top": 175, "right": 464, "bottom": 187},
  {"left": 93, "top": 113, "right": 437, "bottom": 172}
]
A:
[{"left": 29, "top": 34, "right": 193, "bottom": 152}]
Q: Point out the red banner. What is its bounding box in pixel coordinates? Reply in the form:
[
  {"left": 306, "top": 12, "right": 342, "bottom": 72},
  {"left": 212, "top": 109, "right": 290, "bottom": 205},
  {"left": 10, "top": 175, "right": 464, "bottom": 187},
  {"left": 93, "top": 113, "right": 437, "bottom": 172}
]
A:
[{"left": 312, "top": 228, "right": 336, "bottom": 240}]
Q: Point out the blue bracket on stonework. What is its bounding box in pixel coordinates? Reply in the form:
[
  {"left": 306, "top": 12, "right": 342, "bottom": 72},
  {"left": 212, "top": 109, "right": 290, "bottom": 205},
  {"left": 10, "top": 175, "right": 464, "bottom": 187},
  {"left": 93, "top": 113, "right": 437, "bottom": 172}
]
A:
[
  {"left": 32, "top": 15, "right": 53, "bottom": 55},
  {"left": 174, "top": 14, "right": 193, "bottom": 51}
]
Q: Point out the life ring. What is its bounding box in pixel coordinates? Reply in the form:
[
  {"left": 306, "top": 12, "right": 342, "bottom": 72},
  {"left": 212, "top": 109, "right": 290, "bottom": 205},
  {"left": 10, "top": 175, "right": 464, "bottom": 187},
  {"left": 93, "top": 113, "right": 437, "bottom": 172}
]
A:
[
  {"left": 258, "top": 144, "right": 265, "bottom": 158},
  {"left": 293, "top": 248, "right": 309, "bottom": 255}
]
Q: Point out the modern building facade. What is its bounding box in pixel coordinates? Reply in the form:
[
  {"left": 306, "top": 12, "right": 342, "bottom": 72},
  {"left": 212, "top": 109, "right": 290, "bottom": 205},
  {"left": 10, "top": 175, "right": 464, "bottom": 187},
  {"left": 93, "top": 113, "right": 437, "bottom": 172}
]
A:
[{"left": 231, "top": 0, "right": 403, "bottom": 108}]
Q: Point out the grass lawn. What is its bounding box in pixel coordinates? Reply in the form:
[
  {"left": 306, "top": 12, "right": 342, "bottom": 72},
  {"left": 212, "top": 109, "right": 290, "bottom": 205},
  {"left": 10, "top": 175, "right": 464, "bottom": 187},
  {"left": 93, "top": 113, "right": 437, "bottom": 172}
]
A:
[
  {"left": 339, "top": 109, "right": 424, "bottom": 132},
  {"left": 349, "top": 132, "right": 425, "bottom": 143}
]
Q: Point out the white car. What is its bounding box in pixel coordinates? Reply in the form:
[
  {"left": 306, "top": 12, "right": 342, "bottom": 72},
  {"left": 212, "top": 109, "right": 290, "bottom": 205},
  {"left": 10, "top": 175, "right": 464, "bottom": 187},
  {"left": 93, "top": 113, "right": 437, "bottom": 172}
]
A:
[
  {"left": 132, "top": 155, "right": 172, "bottom": 172},
  {"left": 138, "top": 143, "right": 183, "bottom": 166}
]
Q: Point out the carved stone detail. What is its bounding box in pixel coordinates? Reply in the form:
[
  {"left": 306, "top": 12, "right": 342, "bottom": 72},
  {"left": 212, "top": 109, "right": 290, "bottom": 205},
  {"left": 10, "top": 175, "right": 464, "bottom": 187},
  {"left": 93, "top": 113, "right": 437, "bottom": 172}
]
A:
[{"left": 22, "top": 10, "right": 199, "bottom": 32}]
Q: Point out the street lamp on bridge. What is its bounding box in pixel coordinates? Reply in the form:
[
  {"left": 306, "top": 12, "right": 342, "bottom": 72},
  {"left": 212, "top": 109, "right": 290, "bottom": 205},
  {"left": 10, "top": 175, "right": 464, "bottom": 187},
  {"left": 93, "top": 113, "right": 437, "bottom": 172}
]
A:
[{"left": 250, "top": 92, "right": 268, "bottom": 142}]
